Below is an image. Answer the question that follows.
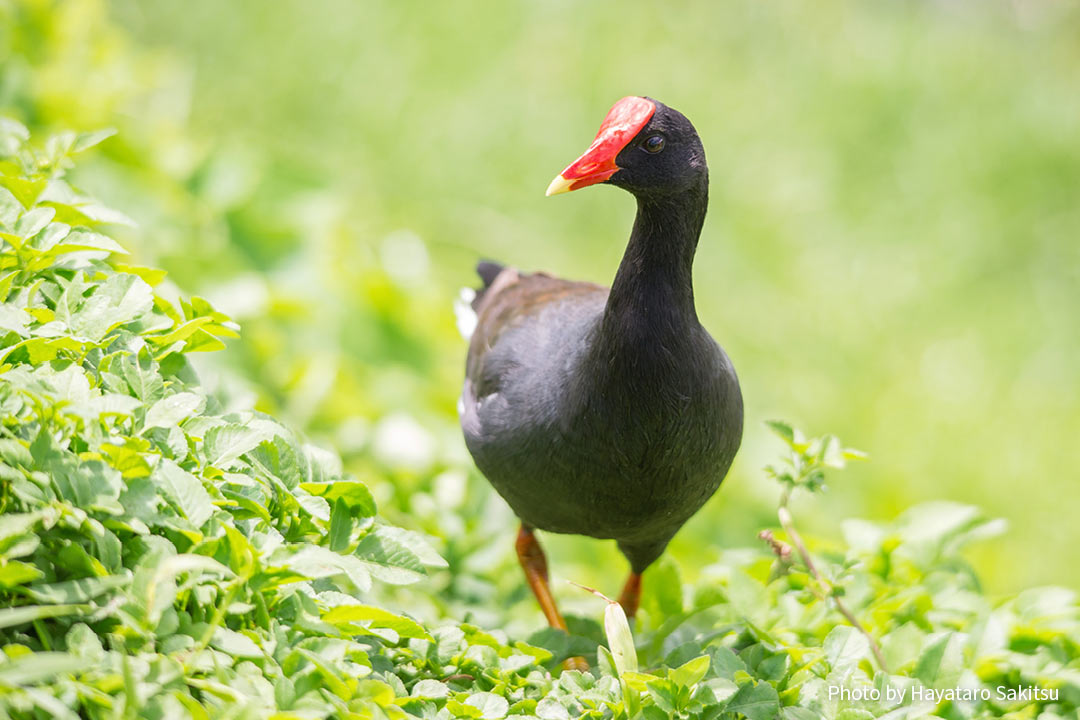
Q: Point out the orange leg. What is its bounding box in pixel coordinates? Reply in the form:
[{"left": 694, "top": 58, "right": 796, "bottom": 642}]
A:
[
  {"left": 515, "top": 525, "right": 568, "bottom": 630},
  {"left": 515, "top": 525, "right": 587, "bottom": 671},
  {"left": 618, "top": 572, "right": 643, "bottom": 620}
]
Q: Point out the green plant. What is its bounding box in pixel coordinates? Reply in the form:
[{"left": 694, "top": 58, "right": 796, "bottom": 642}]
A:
[
  {"left": 0, "top": 121, "right": 445, "bottom": 717},
  {"left": 1, "top": 121, "right": 1076, "bottom": 720},
  {"left": 759, "top": 422, "right": 886, "bottom": 670}
]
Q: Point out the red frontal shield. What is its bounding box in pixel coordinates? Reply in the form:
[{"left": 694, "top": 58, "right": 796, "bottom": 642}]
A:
[{"left": 546, "top": 96, "right": 656, "bottom": 196}]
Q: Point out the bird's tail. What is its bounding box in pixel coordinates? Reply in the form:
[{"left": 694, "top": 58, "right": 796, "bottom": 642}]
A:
[{"left": 475, "top": 260, "right": 505, "bottom": 298}]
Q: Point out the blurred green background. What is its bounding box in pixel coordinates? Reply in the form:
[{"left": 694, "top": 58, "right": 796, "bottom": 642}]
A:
[{"left": 2, "top": 0, "right": 1077, "bottom": 621}]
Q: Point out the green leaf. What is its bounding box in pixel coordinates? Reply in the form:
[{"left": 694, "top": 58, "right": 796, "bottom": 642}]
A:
[
  {"left": 22, "top": 686, "right": 81, "bottom": 720},
  {"left": 79, "top": 392, "right": 142, "bottom": 418},
  {"left": 723, "top": 680, "right": 780, "bottom": 720},
  {"left": 411, "top": 679, "right": 449, "bottom": 699},
  {"left": 81, "top": 274, "right": 153, "bottom": 339},
  {"left": 835, "top": 710, "right": 875, "bottom": 720},
  {"left": 824, "top": 626, "right": 869, "bottom": 680},
  {"left": 0, "top": 511, "right": 47, "bottom": 548},
  {"left": 897, "top": 502, "right": 980, "bottom": 548},
  {"left": 72, "top": 128, "right": 117, "bottom": 153},
  {"left": 0, "top": 176, "right": 46, "bottom": 209},
  {"left": 114, "top": 263, "right": 167, "bottom": 286},
  {"left": 299, "top": 480, "right": 377, "bottom": 518},
  {"left": 328, "top": 498, "right": 353, "bottom": 552},
  {"left": 464, "top": 692, "right": 509, "bottom": 720},
  {"left": 0, "top": 117, "right": 29, "bottom": 143},
  {"left": 204, "top": 423, "right": 271, "bottom": 468},
  {"left": 22, "top": 574, "right": 130, "bottom": 604},
  {"left": 645, "top": 678, "right": 678, "bottom": 713},
  {"left": 286, "top": 546, "right": 372, "bottom": 592},
  {"left": 50, "top": 229, "right": 128, "bottom": 256},
  {"left": 143, "top": 391, "right": 204, "bottom": 431},
  {"left": 354, "top": 526, "right": 427, "bottom": 584},
  {"left": 0, "top": 604, "right": 86, "bottom": 630},
  {"left": 669, "top": 654, "right": 710, "bottom": 688},
  {"left": 100, "top": 442, "right": 152, "bottom": 479},
  {"left": 295, "top": 647, "right": 353, "bottom": 698},
  {"left": 120, "top": 348, "right": 165, "bottom": 404},
  {"left": 322, "top": 604, "right": 432, "bottom": 641},
  {"left": 174, "top": 692, "right": 212, "bottom": 720},
  {"left": 297, "top": 492, "right": 331, "bottom": 521},
  {"left": 881, "top": 622, "right": 925, "bottom": 670},
  {"left": 148, "top": 316, "right": 213, "bottom": 346},
  {"left": 535, "top": 698, "right": 571, "bottom": 720},
  {"left": 820, "top": 435, "right": 845, "bottom": 468},
  {"left": 0, "top": 187, "right": 20, "bottom": 226},
  {"left": 14, "top": 207, "right": 55, "bottom": 238},
  {"left": 246, "top": 435, "right": 304, "bottom": 489},
  {"left": 0, "top": 561, "right": 43, "bottom": 587},
  {"left": 596, "top": 644, "right": 618, "bottom": 677},
  {"left": 372, "top": 525, "right": 446, "bottom": 568},
  {"left": 913, "top": 634, "right": 955, "bottom": 686},
  {"left": 182, "top": 327, "right": 226, "bottom": 352},
  {"left": 765, "top": 420, "right": 795, "bottom": 443},
  {"left": 0, "top": 303, "right": 31, "bottom": 337},
  {"left": 154, "top": 459, "right": 215, "bottom": 527},
  {"left": 604, "top": 600, "right": 638, "bottom": 675},
  {"left": 0, "top": 652, "right": 86, "bottom": 685},
  {"left": 64, "top": 623, "right": 104, "bottom": 662},
  {"left": 707, "top": 646, "right": 747, "bottom": 681},
  {"left": 210, "top": 627, "right": 264, "bottom": 658},
  {"left": 147, "top": 554, "right": 233, "bottom": 623}
]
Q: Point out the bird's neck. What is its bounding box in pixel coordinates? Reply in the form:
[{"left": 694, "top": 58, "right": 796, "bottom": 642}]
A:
[{"left": 598, "top": 181, "right": 708, "bottom": 353}]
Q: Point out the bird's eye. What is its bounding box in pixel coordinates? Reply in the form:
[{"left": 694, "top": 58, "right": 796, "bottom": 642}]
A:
[{"left": 643, "top": 135, "right": 665, "bottom": 154}]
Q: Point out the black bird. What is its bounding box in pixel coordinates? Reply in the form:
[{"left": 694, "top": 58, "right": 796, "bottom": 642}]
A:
[{"left": 459, "top": 96, "right": 743, "bottom": 627}]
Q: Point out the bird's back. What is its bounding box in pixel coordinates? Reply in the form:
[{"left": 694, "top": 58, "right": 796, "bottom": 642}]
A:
[{"left": 461, "top": 266, "right": 608, "bottom": 444}]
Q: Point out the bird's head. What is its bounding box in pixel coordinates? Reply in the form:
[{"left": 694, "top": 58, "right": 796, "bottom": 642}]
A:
[{"left": 546, "top": 96, "right": 706, "bottom": 199}]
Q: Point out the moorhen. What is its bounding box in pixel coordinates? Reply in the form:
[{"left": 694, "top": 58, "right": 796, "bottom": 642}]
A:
[{"left": 460, "top": 96, "right": 743, "bottom": 627}]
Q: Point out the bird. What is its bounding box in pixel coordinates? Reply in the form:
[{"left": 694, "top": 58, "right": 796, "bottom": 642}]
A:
[{"left": 458, "top": 96, "right": 743, "bottom": 629}]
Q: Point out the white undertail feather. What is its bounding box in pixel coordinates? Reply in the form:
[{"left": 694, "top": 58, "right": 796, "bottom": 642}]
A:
[{"left": 454, "top": 287, "right": 478, "bottom": 340}]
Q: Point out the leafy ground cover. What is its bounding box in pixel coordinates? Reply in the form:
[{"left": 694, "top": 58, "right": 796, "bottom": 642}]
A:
[{"left": 0, "top": 124, "right": 1077, "bottom": 719}]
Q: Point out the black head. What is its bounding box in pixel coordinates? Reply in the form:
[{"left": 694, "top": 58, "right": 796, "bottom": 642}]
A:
[
  {"left": 546, "top": 96, "right": 707, "bottom": 200},
  {"left": 611, "top": 100, "right": 707, "bottom": 198}
]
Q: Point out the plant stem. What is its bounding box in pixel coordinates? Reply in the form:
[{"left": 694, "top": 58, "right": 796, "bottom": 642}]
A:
[{"left": 776, "top": 500, "right": 889, "bottom": 673}]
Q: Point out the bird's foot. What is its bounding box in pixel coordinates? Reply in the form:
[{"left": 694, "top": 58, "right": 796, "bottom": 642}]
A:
[{"left": 562, "top": 655, "right": 589, "bottom": 673}]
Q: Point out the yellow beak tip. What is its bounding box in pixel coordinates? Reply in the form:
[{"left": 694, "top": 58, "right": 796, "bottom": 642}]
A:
[{"left": 545, "top": 174, "right": 574, "bottom": 197}]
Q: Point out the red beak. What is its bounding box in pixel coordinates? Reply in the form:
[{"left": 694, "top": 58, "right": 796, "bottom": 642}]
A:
[{"left": 546, "top": 96, "right": 656, "bottom": 196}]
